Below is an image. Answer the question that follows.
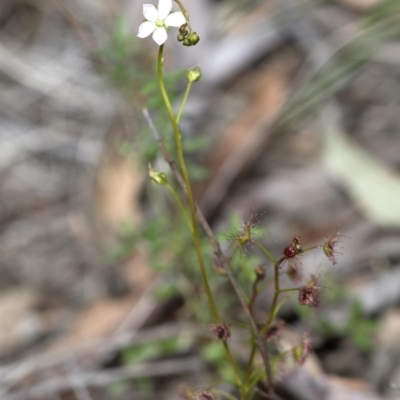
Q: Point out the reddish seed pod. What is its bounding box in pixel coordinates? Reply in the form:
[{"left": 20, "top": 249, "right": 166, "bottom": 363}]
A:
[
  {"left": 298, "top": 287, "right": 319, "bottom": 307},
  {"left": 208, "top": 322, "right": 231, "bottom": 341},
  {"left": 283, "top": 244, "right": 297, "bottom": 259},
  {"left": 298, "top": 275, "right": 323, "bottom": 308}
]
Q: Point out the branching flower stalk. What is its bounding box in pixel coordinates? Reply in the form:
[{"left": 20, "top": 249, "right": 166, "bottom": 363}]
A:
[
  {"left": 157, "top": 45, "right": 213, "bottom": 317},
  {"left": 144, "top": 109, "right": 274, "bottom": 397},
  {"left": 138, "top": 2, "right": 345, "bottom": 398},
  {"left": 157, "top": 44, "right": 243, "bottom": 389}
]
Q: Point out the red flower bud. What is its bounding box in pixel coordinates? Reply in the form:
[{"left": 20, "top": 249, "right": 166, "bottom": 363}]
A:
[
  {"left": 298, "top": 275, "right": 323, "bottom": 308},
  {"left": 208, "top": 322, "right": 231, "bottom": 341}
]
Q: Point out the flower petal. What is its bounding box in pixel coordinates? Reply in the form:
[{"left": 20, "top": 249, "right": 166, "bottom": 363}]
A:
[
  {"left": 164, "top": 11, "right": 186, "bottom": 27},
  {"left": 157, "top": 0, "right": 172, "bottom": 20},
  {"left": 143, "top": 4, "right": 158, "bottom": 22},
  {"left": 153, "top": 27, "right": 168, "bottom": 45},
  {"left": 137, "top": 21, "right": 156, "bottom": 38}
]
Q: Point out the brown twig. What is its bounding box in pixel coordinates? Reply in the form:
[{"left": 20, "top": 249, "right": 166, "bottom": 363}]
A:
[{"left": 51, "top": 0, "right": 98, "bottom": 53}]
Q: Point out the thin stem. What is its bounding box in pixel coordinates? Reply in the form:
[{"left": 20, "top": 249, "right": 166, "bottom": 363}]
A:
[
  {"left": 176, "top": 81, "right": 192, "bottom": 124},
  {"left": 248, "top": 268, "right": 265, "bottom": 314},
  {"left": 157, "top": 45, "right": 242, "bottom": 388},
  {"left": 213, "top": 389, "right": 240, "bottom": 400},
  {"left": 158, "top": 45, "right": 217, "bottom": 320},
  {"left": 248, "top": 281, "right": 259, "bottom": 314},
  {"left": 272, "top": 349, "right": 293, "bottom": 365},
  {"left": 278, "top": 287, "right": 299, "bottom": 294},
  {"left": 146, "top": 110, "right": 275, "bottom": 391},
  {"left": 244, "top": 343, "right": 256, "bottom": 393},
  {"left": 173, "top": 0, "right": 192, "bottom": 30},
  {"left": 254, "top": 241, "right": 276, "bottom": 265},
  {"left": 301, "top": 245, "right": 319, "bottom": 253},
  {"left": 166, "top": 183, "right": 192, "bottom": 232},
  {"left": 261, "top": 257, "right": 286, "bottom": 335}
]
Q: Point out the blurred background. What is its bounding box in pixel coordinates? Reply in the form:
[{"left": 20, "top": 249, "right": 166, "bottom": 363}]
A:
[{"left": 0, "top": 0, "right": 400, "bottom": 399}]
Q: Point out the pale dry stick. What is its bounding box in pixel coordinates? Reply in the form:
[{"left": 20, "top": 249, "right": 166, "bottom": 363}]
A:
[
  {"left": 63, "top": 353, "right": 93, "bottom": 400},
  {"left": 2, "top": 357, "right": 203, "bottom": 400},
  {"left": 0, "top": 279, "right": 160, "bottom": 397},
  {"left": 0, "top": 323, "right": 203, "bottom": 394},
  {"left": 143, "top": 108, "right": 276, "bottom": 393},
  {"left": 51, "top": 0, "right": 98, "bottom": 53}
]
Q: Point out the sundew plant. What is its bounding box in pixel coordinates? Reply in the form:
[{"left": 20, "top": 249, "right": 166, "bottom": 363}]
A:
[{"left": 137, "top": 1, "right": 341, "bottom": 399}]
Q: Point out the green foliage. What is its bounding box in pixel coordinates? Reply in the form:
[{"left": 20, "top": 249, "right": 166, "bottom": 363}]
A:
[
  {"left": 104, "top": 220, "right": 137, "bottom": 263},
  {"left": 121, "top": 336, "right": 192, "bottom": 365},
  {"left": 108, "top": 381, "right": 129, "bottom": 397},
  {"left": 363, "top": 0, "right": 400, "bottom": 28},
  {"left": 99, "top": 17, "right": 140, "bottom": 94},
  {"left": 217, "top": 212, "right": 267, "bottom": 292},
  {"left": 153, "top": 282, "right": 181, "bottom": 301},
  {"left": 347, "top": 301, "right": 378, "bottom": 352}
]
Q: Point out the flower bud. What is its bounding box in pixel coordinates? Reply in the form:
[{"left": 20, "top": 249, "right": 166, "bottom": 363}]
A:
[
  {"left": 188, "top": 32, "right": 200, "bottom": 45},
  {"left": 148, "top": 164, "right": 168, "bottom": 185},
  {"left": 177, "top": 34, "right": 184, "bottom": 42},
  {"left": 292, "top": 236, "right": 302, "bottom": 253},
  {"left": 255, "top": 265, "right": 265, "bottom": 280},
  {"left": 283, "top": 244, "right": 296, "bottom": 259},
  {"left": 183, "top": 38, "right": 192, "bottom": 46},
  {"left": 186, "top": 67, "right": 202, "bottom": 83}
]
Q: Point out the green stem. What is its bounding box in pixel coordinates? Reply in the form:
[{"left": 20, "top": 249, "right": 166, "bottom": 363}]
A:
[
  {"left": 173, "top": 0, "right": 192, "bottom": 30},
  {"left": 158, "top": 44, "right": 216, "bottom": 319},
  {"left": 261, "top": 257, "right": 285, "bottom": 335},
  {"left": 254, "top": 241, "right": 276, "bottom": 265},
  {"left": 157, "top": 45, "right": 242, "bottom": 388},
  {"left": 243, "top": 343, "right": 256, "bottom": 395},
  {"left": 176, "top": 81, "right": 192, "bottom": 124},
  {"left": 213, "top": 389, "right": 241, "bottom": 400},
  {"left": 272, "top": 349, "right": 292, "bottom": 364},
  {"left": 301, "top": 245, "right": 319, "bottom": 253},
  {"left": 166, "top": 183, "right": 192, "bottom": 232},
  {"left": 248, "top": 281, "right": 258, "bottom": 314},
  {"left": 278, "top": 287, "right": 299, "bottom": 294}
]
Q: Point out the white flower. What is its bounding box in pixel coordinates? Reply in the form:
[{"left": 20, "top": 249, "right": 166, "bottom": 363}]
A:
[{"left": 137, "top": 0, "right": 186, "bottom": 46}]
